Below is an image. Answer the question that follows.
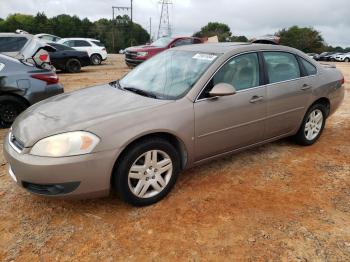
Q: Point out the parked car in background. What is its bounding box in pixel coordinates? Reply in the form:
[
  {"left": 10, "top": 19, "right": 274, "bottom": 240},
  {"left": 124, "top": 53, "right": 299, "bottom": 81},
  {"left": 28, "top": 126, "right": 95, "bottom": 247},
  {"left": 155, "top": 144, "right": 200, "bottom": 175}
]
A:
[
  {"left": 0, "top": 33, "right": 34, "bottom": 57},
  {"left": 48, "top": 43, "right": 91, "bottom": 73},
  {"left": 329, "top": 53, "right": 343, "bottom": 62},
  {"left": 318, "top": 52, "right": 338, "bottom": 61},
  {"left": 4, "top": 43, "right": 344, "bottom": 206},
  {"left": 124, "top": 36, "right": 203, "bottom": 67},
  {"left": 307, "top": 53, "right": 319, "bottom": 60},
  {"left": 251, "top": 35, "right": 280, "bottom": 45},
  {"left": 57, "top": 38, "right": 107, "bottom": 65},
  {"left": 0, "top": 54, "right": 63, "bottom": 127},
  {"left": 335, "top": 53, "right": 350, "bottom": 62},
  {"left": 35, "top": 33, "right": 61, "bottom": 43}
]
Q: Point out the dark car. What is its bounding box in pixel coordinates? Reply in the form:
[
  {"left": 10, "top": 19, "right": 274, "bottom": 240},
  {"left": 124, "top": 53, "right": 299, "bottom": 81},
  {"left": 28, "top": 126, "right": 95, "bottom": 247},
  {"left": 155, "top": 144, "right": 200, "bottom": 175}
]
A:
[
  {"left": 124, "top": 36, "right": 203, "bottom": 67},
  {"left": 0, "top": 54, "right": 63, "bottom": 127},
  {"left": 318, "top": 52, "right": 337, "bottom": 61},
  {"left": 48, "top": 43, "right": 91, "bottom": 73}
]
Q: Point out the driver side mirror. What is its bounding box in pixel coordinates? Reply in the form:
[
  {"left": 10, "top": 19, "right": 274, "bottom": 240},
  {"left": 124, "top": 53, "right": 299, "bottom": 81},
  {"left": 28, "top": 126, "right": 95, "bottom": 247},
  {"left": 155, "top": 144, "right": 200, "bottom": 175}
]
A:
[{"left": 209, "top": 83, "right": 236, "bottom": 97}]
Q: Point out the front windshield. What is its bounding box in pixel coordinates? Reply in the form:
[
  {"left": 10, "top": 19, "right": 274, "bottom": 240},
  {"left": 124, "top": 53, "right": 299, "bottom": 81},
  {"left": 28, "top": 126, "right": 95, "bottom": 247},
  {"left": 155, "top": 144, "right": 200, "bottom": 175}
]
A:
[
  {"left": 120, "top": 50, "right": 219, "bottom": 100},
  {"left": 151, "top": 37, "right": 173, "bottom": 47}
]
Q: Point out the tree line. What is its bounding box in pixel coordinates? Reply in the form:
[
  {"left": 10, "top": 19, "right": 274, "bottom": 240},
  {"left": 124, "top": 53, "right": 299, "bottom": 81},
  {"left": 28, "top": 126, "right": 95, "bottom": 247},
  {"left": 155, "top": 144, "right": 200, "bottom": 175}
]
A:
[
  {"left": 1, "top": 13, "right": 349, "bottom": 54},
  {"left": 0, "top": 13, "right": 150, "bottom": 53}
]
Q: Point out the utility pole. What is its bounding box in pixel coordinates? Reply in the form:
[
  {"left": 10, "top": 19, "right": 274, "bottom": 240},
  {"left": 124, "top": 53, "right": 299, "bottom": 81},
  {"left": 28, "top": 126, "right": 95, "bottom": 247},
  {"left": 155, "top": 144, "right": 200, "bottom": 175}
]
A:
[
  {"left": 112, "top": 1, "right": 133, "bottom": 51},
  {"left": 149, "top": 17, "right": 152, "bottom": 42},
  {"left": 157, "top": 0, "right": 172, "bottom": 39}
]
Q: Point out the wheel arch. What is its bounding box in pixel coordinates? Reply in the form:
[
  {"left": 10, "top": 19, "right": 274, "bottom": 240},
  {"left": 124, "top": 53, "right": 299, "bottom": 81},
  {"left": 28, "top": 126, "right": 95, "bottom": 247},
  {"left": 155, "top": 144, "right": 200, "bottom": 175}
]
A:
[
  {"left": 0, "top": 92, "right": 31, "bottom": 107},
  {"left": 310, "top": 97, "right": 330, "bottom": 117},
  {"left": 110, "top": 131, "right": 188, "bottom": 185}
]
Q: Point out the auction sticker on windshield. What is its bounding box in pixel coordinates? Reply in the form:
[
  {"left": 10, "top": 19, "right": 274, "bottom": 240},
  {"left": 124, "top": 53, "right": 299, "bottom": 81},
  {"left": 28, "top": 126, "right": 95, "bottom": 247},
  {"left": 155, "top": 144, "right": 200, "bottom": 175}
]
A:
[{"left": 192, "top": 53, "right": 217, "bottom": 61}]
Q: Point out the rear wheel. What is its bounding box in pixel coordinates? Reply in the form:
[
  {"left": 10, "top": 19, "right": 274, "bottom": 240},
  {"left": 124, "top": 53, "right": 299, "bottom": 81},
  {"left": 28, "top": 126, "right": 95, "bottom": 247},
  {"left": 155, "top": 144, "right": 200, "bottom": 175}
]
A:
[
  {"left": 294, "top": 104, "right": 327, "bottom": 146},
  {"left": 65, "top": 58, "right": 81, "bottom": 73},
  {"left": 345, "top": 58, "right": 350, "bottom": 63},
  {"left": 0, "top": 96, "right": 28, "bottom": 128},
  {"left": 114, "top": 138, "right": 180, "bottom": 206},
  {"left": 90, "top": 54, "right": 102, "bottom": 65}
]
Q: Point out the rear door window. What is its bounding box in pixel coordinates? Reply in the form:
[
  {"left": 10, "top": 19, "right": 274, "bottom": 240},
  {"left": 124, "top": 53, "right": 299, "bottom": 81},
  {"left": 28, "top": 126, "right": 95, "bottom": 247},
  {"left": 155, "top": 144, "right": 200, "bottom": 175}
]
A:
[
  {"left": 263, "top": 52, "right": 301, "bottom": 84},
  {"left": 74, "top": 40, "right": 91, "bottom": 47},
  {"left": 0, "top": 37, "right": 28, "bottom": 52}
]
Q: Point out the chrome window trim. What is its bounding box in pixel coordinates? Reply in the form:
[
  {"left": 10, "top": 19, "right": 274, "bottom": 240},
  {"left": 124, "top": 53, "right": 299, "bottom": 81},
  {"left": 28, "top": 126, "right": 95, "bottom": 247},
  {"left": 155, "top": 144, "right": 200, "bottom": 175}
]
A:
[{"left": 195, "top": 49, "right": 319, "bottom": 103}]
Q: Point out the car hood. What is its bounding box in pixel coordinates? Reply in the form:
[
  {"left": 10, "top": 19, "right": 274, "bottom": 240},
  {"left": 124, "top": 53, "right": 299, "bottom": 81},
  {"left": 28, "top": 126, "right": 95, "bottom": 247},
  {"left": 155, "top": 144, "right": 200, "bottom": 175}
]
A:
[
  {"left": 127, "top": 45, "right": 165, "bottom": 52},
  {"left": 12, "top": 84, "right": 171, "bottom": 147}
]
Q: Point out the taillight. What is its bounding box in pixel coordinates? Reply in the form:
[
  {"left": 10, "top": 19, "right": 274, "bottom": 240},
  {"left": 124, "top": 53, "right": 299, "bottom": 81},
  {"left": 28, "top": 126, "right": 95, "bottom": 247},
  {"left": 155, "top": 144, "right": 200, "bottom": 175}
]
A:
[
  {"left": 341, "top": 76, "right": 345, "bottom": 85},
  {"left": 31, "top": 73, "right": 59, "bottom": 85},
  {"left": 39, "top": 54, "right": 49, "bottom": 62},
  {"left": 102, "top": 48, "right": 106, "bottom": 51}
]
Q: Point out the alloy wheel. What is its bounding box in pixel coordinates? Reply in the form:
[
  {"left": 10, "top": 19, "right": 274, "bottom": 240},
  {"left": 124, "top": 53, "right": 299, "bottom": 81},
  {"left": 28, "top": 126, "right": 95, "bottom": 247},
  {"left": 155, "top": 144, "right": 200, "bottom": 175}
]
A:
[
  {"left": 128, "top": 150, "right": 173, "bottom": 198},
  {"left": 304, "top": 109, "right": 323, "bottom": 141}
]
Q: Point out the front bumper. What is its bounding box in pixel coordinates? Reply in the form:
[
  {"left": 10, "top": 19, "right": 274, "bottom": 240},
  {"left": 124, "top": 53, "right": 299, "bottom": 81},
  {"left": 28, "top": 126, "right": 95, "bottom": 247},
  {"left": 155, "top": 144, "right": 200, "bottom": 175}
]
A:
[
  {"left": 3, "top": 133, "right": 118, "bottom": 199},
  {"left": 125, "top": 58, "right": 144, "bottom": 67}
]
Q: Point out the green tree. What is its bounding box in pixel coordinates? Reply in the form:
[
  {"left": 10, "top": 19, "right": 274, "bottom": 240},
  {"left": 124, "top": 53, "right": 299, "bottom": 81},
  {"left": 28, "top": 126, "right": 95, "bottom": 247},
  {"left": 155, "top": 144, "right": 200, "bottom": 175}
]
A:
[
  {"left": 194, "top": 22, "right": 232, "bottom": 42},
  {"left": 278, "top": 26, "right": 325, "bottom": 53},
  {"left": 230, "top": 35, "right": 248, "bottom": 42}
]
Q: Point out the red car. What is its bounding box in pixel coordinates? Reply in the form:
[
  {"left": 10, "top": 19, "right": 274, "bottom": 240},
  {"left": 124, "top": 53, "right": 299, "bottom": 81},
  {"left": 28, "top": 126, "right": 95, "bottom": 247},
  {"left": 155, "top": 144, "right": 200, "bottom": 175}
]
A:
[{"left": 125, "top": 36, "right": 203, "bottom": 67}]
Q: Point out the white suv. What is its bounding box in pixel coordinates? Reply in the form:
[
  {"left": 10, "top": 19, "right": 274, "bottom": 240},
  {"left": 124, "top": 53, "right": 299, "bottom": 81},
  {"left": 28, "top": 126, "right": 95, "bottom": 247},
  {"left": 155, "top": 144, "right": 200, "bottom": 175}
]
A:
[
  {"left": 57, "top": 38, "right": 107, "bottom": 65},
  {"left": 335, "top": 53, "right": 350, "bottom": 62}
]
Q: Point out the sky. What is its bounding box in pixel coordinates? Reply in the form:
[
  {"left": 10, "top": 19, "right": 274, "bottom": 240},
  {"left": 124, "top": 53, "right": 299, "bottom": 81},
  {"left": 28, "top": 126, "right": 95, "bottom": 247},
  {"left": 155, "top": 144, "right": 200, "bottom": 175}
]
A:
[{"left": 0, "top": 0, "right": 349, "bottom": 47}]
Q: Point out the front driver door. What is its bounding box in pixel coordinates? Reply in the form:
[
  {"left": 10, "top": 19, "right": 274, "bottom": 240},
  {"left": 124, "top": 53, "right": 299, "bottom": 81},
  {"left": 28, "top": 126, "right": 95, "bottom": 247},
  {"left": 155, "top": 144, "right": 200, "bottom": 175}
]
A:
[{"left": 194, "top": 52, "right": 267, "bottom": 161}]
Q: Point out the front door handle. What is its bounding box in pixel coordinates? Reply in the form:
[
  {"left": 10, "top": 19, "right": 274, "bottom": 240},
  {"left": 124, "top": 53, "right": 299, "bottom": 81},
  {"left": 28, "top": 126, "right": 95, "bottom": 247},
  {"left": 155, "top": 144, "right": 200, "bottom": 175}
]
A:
[
  {"left": 301, "top": 84, "right": 312, "bottom": 90},
  {"left": 250, "top": 96, "right": 264, "bottom": 103}
]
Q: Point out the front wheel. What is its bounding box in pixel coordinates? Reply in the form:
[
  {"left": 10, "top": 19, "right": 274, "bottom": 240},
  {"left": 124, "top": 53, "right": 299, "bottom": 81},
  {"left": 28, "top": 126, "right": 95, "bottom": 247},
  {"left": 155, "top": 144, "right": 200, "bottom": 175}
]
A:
[
  {"left": 294, "top": 104, "right": 327, "bottom": 146},
  {"left": 114, "top": 138, "right": 180, "bottom": 206}
]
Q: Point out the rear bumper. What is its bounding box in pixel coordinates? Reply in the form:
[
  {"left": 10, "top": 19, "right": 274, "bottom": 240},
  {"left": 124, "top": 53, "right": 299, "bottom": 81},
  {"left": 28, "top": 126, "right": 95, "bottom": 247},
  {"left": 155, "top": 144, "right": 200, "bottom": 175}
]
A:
[
  {"left": 3, "top": 133, "right": 119, "bottom": 199},
  {"left": 329, "top": 85, "right": 345, "bottom": 116}
]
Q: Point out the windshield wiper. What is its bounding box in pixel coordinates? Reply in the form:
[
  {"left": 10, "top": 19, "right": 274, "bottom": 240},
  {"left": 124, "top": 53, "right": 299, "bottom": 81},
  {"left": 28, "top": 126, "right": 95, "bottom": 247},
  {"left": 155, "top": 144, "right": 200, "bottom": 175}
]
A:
[
  {"left": 110, "top": 80, "right": 124, "bottom": 90},
  {"left": 124, "top": 87, "right": 158, "bottom": 99}
]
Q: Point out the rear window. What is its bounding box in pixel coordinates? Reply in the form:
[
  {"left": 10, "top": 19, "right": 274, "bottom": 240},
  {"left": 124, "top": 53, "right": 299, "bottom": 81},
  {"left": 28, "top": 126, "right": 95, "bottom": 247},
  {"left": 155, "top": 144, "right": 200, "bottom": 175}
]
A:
[
  {"left": 0, "top": 37, "right": 28, "bottom": 52},
  {"left": 92, "top": 41, "right": 104, "bottom": 47}
]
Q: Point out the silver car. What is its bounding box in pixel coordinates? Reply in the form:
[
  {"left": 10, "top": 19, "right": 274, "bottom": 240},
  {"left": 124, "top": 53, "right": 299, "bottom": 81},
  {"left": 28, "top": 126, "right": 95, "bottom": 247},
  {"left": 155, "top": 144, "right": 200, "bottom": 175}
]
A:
[{"left": 4, "top": 43, "right": 345, "bottom": 206}]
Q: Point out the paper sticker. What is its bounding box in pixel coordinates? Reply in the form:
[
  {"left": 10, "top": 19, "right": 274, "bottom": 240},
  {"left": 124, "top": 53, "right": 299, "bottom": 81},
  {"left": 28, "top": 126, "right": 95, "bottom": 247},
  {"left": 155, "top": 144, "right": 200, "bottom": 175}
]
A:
[{"left": 192, "top": 53, "right": 217, "bottom": 61}]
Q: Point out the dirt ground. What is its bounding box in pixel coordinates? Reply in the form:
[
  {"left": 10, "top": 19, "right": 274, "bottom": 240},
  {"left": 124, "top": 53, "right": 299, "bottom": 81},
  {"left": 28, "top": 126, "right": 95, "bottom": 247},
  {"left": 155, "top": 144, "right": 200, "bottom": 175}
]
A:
[{"left": 0, "top": 55, "right": 349, "bottom": 261}]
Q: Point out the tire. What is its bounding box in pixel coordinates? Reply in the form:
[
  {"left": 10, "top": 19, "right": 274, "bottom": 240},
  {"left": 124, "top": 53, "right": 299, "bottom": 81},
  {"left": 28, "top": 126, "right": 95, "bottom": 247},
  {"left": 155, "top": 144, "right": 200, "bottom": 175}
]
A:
[
  {"left": 345, "top": 58, "right": 350, "bottom": 63},
  {"left": 0, "top": 95, "right": 28, "bottom": 128},
  {"left": 294, "top": 103, "right": 327, "bottom": 146},
  {"left": 114, "top": 138, "right": 181, "bottom": 206},
  {"left": 90, "top": 54, "right": 102, "bottom": 65},
  {"left": 65, "top": 58, "right": 81, "bottom": 73}
]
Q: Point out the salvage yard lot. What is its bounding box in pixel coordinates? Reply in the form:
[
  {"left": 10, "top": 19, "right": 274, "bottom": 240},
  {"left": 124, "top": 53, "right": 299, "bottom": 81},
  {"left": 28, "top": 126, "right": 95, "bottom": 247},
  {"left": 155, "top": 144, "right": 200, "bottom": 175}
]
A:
[{"left": 0, "top": 55, "right": 349, "bottom": 261}]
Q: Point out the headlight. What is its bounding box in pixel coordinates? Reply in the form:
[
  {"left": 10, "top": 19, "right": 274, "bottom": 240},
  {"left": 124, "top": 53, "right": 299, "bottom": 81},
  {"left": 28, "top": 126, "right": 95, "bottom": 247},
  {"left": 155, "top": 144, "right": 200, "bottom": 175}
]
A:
[
  {"left": 136, "top": 52, "right": 148, "bottom": 57},
  {"left": 30, "top": 131, "right": 100, "bottom": 157}
]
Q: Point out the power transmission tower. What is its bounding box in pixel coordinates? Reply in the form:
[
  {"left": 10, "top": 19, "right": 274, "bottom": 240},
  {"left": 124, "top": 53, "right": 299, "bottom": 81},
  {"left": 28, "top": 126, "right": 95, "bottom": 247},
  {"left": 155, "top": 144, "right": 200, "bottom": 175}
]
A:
[{"left": 157, "top": 0, "right": 172, "bottom": 39}]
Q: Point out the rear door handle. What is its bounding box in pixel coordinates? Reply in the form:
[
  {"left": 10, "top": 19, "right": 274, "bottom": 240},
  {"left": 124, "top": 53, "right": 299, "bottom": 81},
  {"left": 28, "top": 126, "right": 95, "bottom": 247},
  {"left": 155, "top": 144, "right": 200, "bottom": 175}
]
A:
[
  {"left": 250, "top": 96, "right": 264, "bottom": 103},
  {"left": 301, "top": 84, "right": 312, "bottom": 90}
]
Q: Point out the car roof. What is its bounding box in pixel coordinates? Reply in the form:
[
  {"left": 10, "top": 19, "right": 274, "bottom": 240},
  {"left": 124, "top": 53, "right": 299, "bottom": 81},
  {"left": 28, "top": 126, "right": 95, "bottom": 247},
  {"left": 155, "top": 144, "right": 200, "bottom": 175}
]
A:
[
  {"left": 0, "top": 33, "right": 33, "bottom": 38},
  {"left": 174, "top": 42, "right": 300, "bottom": 55}
]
